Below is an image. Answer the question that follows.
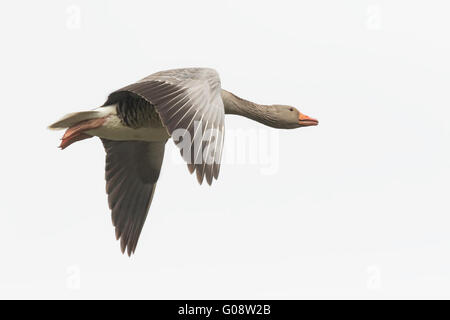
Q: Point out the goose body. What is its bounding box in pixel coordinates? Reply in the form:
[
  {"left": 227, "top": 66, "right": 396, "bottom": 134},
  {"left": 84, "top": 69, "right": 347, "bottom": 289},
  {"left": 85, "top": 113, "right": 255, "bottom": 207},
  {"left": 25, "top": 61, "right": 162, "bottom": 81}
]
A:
[
  {"left": 85, "top": 105, "right": 170, "bottom": 142},
  {"left": 49, "top": 68, "right": 318, "bottom": 255}
]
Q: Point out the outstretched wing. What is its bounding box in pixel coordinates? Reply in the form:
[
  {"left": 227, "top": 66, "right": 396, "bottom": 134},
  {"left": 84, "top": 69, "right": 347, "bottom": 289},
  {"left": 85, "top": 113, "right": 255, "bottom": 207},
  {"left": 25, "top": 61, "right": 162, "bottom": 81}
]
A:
[
  {"left": 101, "top": 139, "right": 165, "bottom": 256},
  {"left": 104, "top": 68, "right": 225, "bottom": 185}
]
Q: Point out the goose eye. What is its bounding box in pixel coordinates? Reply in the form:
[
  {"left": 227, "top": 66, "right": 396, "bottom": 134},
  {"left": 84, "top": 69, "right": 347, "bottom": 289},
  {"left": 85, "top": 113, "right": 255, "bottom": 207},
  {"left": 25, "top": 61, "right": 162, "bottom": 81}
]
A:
[{"left": 289, "top": 108, "right": 294, "bottom": 112}]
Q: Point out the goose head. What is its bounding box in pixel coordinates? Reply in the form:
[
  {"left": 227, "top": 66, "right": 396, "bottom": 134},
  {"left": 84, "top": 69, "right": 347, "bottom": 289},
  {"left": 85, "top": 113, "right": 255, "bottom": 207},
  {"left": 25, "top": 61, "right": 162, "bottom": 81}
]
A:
[{"left": 269, "top": 105, "right": 319, "bottom": 129}]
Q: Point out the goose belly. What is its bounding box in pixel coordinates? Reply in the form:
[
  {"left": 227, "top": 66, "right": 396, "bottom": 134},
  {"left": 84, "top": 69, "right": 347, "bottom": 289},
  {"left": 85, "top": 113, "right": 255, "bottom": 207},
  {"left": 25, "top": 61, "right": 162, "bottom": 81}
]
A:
[{"left": 86, "top": 115, "right": 170, "bottom": 142}]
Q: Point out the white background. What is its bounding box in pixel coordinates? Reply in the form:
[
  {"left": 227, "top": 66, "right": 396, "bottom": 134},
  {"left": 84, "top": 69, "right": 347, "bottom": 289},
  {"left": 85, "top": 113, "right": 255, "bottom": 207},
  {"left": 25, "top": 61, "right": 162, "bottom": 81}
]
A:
[{"left": 0, "top": 0, "right": 449, "bottom": 299}]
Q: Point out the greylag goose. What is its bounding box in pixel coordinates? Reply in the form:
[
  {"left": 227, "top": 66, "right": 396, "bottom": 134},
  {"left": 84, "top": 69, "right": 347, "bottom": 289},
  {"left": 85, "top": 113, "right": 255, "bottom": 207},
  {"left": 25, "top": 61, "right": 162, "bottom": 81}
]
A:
[{"left": 49, "top": 68, "right": 318, "bottom": 255}]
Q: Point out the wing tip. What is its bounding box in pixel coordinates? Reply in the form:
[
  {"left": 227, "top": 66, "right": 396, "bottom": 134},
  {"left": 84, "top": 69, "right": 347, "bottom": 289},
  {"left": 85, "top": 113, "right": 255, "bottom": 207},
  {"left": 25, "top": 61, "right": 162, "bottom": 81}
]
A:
[{"left": 117, "top": 232, "right": 137, "bottom": 257}]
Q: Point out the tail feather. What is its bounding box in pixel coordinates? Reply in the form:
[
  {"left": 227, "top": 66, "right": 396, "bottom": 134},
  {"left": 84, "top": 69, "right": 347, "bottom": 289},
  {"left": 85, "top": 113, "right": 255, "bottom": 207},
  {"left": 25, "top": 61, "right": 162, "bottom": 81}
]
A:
[
  {"left": 49, "top": 106, "right": 116, "bottom": 148},
  {"left": 48, "top": 111, "right": 103, "bottom": 130}
]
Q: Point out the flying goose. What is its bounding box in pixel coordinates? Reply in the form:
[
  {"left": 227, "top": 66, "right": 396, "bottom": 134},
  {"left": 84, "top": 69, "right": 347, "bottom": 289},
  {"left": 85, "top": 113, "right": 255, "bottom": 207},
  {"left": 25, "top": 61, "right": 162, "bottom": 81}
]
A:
[{"left": 49, "top": 68, "right": 318, "bottom": 255}]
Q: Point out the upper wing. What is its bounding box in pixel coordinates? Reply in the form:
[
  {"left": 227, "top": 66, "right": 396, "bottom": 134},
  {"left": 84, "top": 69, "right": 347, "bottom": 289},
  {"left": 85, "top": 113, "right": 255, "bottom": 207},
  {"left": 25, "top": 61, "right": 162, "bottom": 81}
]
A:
[
  {"left": 104, "top": 68, "right": 225, "bottom": 185},
  {"left": 102, "top": 139, "right": 165, "bottom": 256}
]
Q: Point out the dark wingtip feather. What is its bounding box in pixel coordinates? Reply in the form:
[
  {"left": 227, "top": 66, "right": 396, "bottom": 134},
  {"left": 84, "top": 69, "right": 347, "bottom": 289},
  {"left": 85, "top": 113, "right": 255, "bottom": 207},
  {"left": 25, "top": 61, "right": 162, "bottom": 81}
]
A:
[
  {"left": 115, "top": 227, "right": 136, "bottom": 257},
  {"left": 205, "top": 165, "right": 213, "bottom": 186},
  {"left": 195, "top": 167, "right": 204, "bottom": 185},
  {"left": 127, "top": 245, "right": 133, "bottom": 257},
  {"left": 115, "top": 227, "right": 121, "bottom": 240},
  {"left": 120, "top": 239, "right": 126, "bottom": 254},
  {"left": 213, "top": 161, "right": 221, "bottom": 180}
]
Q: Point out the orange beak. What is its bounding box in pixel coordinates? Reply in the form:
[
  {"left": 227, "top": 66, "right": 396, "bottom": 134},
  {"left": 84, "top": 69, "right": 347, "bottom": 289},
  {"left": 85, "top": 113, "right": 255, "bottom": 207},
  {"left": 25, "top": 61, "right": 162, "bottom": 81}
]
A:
[{"left": 298, "top": 112, "right": 319, "bottom": 127}]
